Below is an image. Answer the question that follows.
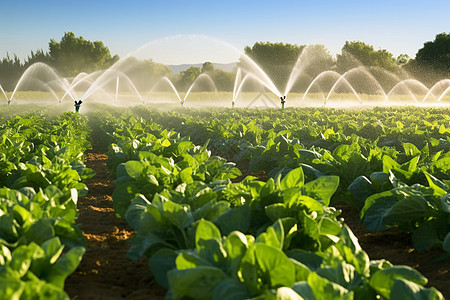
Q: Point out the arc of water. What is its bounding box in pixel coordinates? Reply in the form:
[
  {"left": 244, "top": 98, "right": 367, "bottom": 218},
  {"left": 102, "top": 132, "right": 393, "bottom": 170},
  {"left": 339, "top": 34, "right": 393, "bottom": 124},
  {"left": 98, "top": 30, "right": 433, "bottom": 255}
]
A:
[
  {"left": 42, "top": 78, "right": 77, "bottom": 102},
  {"left": 182, "top": 73, "right": 218, "bottom": 103},
  {"left": 0, "top": 84, "right": 9, "bottom": 104},
  {"left": 10, "top": 62, "right": 71, "bottom": 103},
  {"left": 303, "top": 70, "right": 342, "bottom": 101},
  {"left": 232, "top": 68, "right": 242, "bottom": 106},
  {"left": 42, "top": 82, "right": 63, "bottom": 102},
  {"left": 324, "top": 74, "right": 362, "bottom": 105},
  {"left": 115, "top": 76, "right": 120, "bottom": 102},
  {"left": 147, "top": 76, "right": 183, "bottom": 104},
  {"left": 239, "top": 54, "right": 281, "bottom": 97},
  {"left": 422, "top": 79, "right": 450, "bottom": 102},
  {"left": 232, "top": 72, "right": 281, "bottom": 106},
  {"left": 437, "top": 86, "right": 450, "bottom": 102},
  {"left": 386, "top": 79, "right": 430, "bottom": 103},
  {"left": 233, "top": 73, "right": 257, "bottom": 104},
  {"left": 61, "top": 71, "right": 104, "bottom": 102},
  {"left": 351, "top": 66, "right": 388, "bottom": 101},
  {"left": 81, "top": 68, "right": 143, "bottom": 103},
  {"left": 284, "top": 46, "right": 312, "bottom": 97}
]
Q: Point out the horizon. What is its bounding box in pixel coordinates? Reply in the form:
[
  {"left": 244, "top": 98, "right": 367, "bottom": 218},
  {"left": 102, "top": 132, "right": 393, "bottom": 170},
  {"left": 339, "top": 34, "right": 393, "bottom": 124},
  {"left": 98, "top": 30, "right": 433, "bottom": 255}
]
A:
[{"left": 1, "top": 0, "right": 449, "bottom": 64}]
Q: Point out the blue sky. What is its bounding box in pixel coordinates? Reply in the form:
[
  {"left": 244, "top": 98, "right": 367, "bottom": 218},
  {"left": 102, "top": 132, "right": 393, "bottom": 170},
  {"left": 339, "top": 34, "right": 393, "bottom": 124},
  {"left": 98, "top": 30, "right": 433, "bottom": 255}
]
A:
[{"left": 1, "top": 0, "right": 449, "bottom": 64}]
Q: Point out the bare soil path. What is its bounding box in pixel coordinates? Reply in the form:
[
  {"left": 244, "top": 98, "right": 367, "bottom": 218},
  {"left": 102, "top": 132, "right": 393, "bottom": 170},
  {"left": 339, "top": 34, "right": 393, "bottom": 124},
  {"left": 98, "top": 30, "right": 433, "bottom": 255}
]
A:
[{"left": 64, "top": 151, "right": 165, "bottom": 299}]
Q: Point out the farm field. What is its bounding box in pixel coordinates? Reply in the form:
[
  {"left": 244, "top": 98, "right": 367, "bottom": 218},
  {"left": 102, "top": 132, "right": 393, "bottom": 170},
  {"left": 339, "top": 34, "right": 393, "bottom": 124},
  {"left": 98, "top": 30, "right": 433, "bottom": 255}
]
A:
[{"left": 1, "top": 103, "right": 449, "bottom": 299}]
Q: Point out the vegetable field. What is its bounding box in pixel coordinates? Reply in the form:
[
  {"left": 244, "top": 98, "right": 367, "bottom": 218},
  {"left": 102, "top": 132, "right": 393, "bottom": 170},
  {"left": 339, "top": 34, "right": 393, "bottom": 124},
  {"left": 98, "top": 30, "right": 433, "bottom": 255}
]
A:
[{"left": 1, "top": 104, "right": 449, "bottom": 299}]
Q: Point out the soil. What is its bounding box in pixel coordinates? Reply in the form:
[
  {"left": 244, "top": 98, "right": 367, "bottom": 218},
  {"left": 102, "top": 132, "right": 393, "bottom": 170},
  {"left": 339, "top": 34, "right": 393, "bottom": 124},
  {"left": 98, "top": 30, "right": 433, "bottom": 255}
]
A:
[
  {"left": 65, "top": 152, "right": 449, "bottom": 299},
  {"left": 64, "top": 152, "right": 165, "bottom": 299}
]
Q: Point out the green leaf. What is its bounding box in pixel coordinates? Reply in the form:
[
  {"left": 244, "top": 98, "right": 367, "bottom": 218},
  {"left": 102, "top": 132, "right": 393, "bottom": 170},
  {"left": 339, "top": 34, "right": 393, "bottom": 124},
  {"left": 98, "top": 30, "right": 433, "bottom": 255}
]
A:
[
  {"left": 163, "top": 200, "right": 193, "bottom": 229},
  {"left": 361, "top": 191, "right": 397, "bottom": 231},
  {"left": 289, "top": 259, "right": 311, "bottom": 282},
  {"left": 10, "top": 245, "right": 35, "bottom": 278},
  {"left": 195, "top": 219, "right": 226, "bottom": 266},
  {"left": 412, "top": 224, "right": 443, "bottom": 251},
  {"left": 168, "top": 266, "right": 227, "bottom": 300},
  {"left": 348, "top": 176, "right": 374, "bottom": 209},
  {"left": 175, "top": 251, "right": 211, "bottom": 270},
  {"left": 280, "top": 167, "right": 305, "bottom": 190},
  {"left": 196, "top": 219, "right": 221, "bottom": 245},
  {"left": 0, "top": 278, "right": 25, "bottom": 300},
  {"left": 25, "top": 218, "right": 55, "bottom": 245},
  {"left": 46, "top": 246, "right": 85, "bottom": 288},
  {"left": 431, "top": 157, "right": 450, "bottom": 177},
  {"left": 179, "top": 167, "right": 194, "bottom": 184},
  {"left": 213, "top": 279, "right": 251, "bottom": 300},
  {"left": 127, "top": 232, "right": 168, "bottom": 260},
  {"left": 149, "top": 248, "right": 178, "bottom": 289},
  {"left": 424, "top": 172, "right": 448, "bottom": 197},
  {"left": 307, "top": 272, "right": 353, "bottom": 300},
  {"left": 213, "top": 205, "right": 250, "bottom": 235},
  {"left": 256, "top": 226, "right": 283, "bottom": 250},
  {"left": 124, "top": 160, "right": 144, "bottom": 180},
  {"left": 301, "top": 176, "right": 339, "bottom": 206},
  {"left": 403, "top": 143, "right": 421, "bottom": 157},
  {"left": 316, "top": 261, "right": 362, "bottom": 291},
  {"left": 254, "top": 243, "right": 296, "bottom": 288},
  {"left": 369, "top": 266, "right": 428, "bottom": 299},
  {"left": 292, "top": 281, "right": 315, "bottom": 300},
  {"left": 382, "top": 194, "right": 430, "bottom": 227},
  {"left": 42, "top": 237, "right": 64, "bottom": 264},
  {"left": 390, "top": 278, "right": 444, "bottom": 300},
  {"left": 286, "top": 249, "right": 323, "bottom": 271}
]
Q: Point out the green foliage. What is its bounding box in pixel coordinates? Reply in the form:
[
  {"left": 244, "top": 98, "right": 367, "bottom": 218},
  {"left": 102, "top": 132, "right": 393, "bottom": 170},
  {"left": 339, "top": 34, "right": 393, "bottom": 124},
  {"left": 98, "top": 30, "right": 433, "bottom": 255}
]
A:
[
  {"left": 406, "top": 32, "right": 450, "bottom": 85},
  {"left": 0, "top": 111, "right": 93, "bottom": 298},
  {"left": 97, "top": 106, "right": 447, "bottom": 299},
  {"left": 49, "top": 32, "right": 119, "bottom": 76},
  {"left": 177, "top": 66, "right": 201, "bottom": 91},
  {"left": 337, "top": 41, "right": 399, "bottom": 73}
]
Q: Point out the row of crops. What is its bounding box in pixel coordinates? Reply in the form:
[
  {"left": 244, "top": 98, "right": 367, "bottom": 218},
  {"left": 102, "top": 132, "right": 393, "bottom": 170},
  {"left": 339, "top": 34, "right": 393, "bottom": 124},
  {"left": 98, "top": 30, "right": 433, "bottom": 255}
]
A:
[
  {"left": 0, "top": 112, "right": 94, "bottom": 298},
  {"left": 90, "top": 105, "right": 449, "bottom": 299}
]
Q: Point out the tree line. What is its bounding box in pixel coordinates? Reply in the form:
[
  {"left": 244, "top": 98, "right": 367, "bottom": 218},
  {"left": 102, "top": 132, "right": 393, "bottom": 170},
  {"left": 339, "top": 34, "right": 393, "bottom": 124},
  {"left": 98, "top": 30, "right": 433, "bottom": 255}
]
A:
[{"left": 0, "top": 31, "right": 449, "bottom": 92}]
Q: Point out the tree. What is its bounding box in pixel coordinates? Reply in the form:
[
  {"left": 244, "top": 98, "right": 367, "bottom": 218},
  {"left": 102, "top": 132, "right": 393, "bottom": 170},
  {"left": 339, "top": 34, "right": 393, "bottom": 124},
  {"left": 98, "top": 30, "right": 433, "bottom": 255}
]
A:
[
  {"left": 24, "top": 49, "right": 51, "bottom": 69},
  {"left": 396, "top": 54, "right": 410, "bottom": 66},
  {"left": 177, "top": 66, "right": 201, "bottom": 90},
  {"left": 201, "top": 62, "right": 214, "bottom": 73},
  {"left": 48, "top": 32, "right": 119, "bottom": 76},
  {"left": 405, "top": 32, "right": 450, "bottom": 84},
  {"left": 242, "top": 42, "right": 305, "bottom": 91},
  {"left": 0, "top": 53, "right": 23, "bottom": 91},
  {"left": 336, "top": 41, "right": 399, "bottom": 73}
]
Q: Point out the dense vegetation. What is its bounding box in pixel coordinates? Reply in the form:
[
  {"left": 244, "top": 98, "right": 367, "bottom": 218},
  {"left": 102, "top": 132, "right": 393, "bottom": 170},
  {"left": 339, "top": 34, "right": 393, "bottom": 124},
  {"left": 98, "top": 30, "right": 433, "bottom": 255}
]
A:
[
  {"left": 0, "top": 104, "right": 448, "bottom": 299},
  {"left": 91, "top": 104, "right": 448, "bottom": 299},
  {"left": 0, "top": 111, "right": 94, "bottom": 298}
]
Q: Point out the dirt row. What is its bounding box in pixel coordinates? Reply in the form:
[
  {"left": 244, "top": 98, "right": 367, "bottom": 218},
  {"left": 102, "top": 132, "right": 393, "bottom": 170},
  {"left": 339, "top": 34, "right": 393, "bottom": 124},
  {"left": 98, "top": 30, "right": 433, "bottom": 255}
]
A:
[
  {"left": 64, "top": 152, "right": 165, "bottom": 299},
  {"left": 64, "top": 151, "right": 449, "bottom": 299}
]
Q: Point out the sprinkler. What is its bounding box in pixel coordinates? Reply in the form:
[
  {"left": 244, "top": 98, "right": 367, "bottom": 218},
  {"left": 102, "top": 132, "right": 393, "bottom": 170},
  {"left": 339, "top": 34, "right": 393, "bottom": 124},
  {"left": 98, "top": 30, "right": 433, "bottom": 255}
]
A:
[
  {"left": 74, "top": 100, "right": 82, "bottom": 113},
  {"left": 280, "top": 96, "right": 286, "bottom": 110},
  {"left": 231, "top": 101, "right": 235, "bottom": 108}
]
